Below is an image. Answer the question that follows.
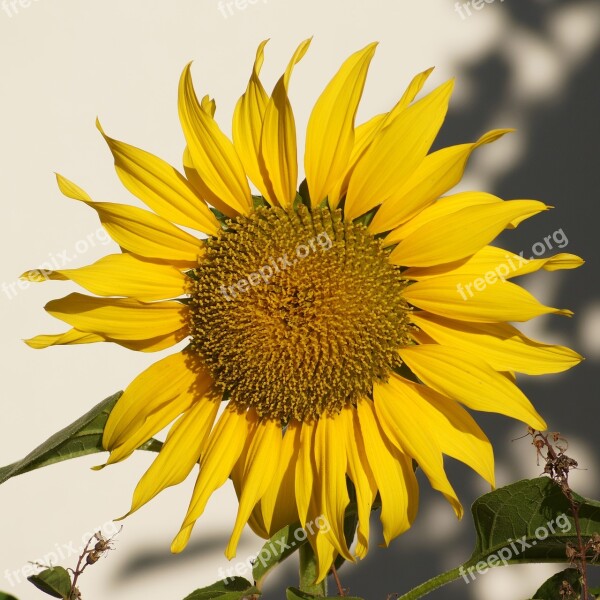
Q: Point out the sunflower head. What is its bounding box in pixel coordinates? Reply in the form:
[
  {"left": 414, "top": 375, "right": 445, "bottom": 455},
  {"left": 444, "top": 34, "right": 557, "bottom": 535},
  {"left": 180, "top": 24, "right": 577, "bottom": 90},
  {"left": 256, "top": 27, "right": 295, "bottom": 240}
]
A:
[
  {"left": 24, "top": 39, "right": 583, "bottom": 583},
  {"left": 189, "top": 203, "right": 412, "bottom": 421}
]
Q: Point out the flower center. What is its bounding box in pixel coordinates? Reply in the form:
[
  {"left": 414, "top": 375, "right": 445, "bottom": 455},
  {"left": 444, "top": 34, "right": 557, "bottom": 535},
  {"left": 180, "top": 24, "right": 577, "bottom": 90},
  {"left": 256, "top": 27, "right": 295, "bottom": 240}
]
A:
[{"left": 189, "top": 205, "right": 411, "bottom": 422}]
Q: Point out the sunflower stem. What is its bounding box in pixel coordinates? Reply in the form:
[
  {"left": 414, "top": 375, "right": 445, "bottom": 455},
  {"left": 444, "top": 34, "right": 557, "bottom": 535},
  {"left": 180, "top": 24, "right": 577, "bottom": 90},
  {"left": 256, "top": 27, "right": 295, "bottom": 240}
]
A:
[
  {"left": 396, "top": 565, "right": 464, "bottom": 600},
  {"left": 298, "top": 543, "right": 327, "bottom": 596}
]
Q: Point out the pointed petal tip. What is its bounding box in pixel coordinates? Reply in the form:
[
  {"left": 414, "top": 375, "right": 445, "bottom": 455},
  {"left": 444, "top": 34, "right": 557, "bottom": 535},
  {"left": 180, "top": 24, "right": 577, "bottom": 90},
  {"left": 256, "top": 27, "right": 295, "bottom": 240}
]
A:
[
  {"left": 453, "top": 499, "right": 464, "bottom": 520},
  {"left": 492, "top": 127, "right": 516, "bottom": 136},
  {"left": 179, "top": 61, "right": 194, "bottom": 82},
  {"left": 171, "top": 526, "right": 192, "bottom": 554},
  {"left": 378, "top": 536, "right": 392, "bottom": 549}
]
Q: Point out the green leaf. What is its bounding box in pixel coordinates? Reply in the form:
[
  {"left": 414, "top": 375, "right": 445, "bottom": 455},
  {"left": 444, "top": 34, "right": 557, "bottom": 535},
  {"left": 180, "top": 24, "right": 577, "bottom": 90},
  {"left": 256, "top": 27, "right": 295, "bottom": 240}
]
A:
[
  {"left": 252, "top": 521, "right": 310, "bottom": 587},
  {"left": 286, "top": 590, "right": 315, "bottom": 600},
  {"left": 252, "top": 503, "right": 361, "bottom": 589},
  {"left": 0, "top": 392, "right": 162, "bottom": 486},
  {"left": 285, "top": 588, "right": 364, "bottom": 600},
  {"left": 27, "top": 567, "right": 71, "bottom": 599},
  {"left": 529, "top": 567, "right": 582, "bottom": 599},
  {"left": 182, "top": 577, "right": 259, "bottom": 600},
  {"left": 397, "top": 477, "right": 600, "bottom": 600},
  {"left": 298, "top": 543, "right": 327, "bottom": 597},
  {"left": 0, "top": 591, "right": 20, "bottom": 600},
  {"left": 468, "top": 477, "right": 600, "bottom": 566}
]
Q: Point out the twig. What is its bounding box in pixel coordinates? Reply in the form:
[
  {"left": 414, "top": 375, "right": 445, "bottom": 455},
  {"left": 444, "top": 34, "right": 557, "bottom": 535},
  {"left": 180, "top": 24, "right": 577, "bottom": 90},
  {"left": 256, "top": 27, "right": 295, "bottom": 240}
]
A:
[
  {"left": 330, "top": 564, "right": 345, "bottom": 597},
  {"left": 528, "top": 430, "right": 589, "bottom": 600}
]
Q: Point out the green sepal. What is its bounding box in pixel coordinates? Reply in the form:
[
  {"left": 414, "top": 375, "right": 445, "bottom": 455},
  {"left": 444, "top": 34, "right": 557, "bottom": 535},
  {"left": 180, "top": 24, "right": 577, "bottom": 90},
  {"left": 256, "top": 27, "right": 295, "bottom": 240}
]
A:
[
  {"left": 297, "top": 180, "right": 311, "bottom": 209},
  {"left": 352, "top": 206, "right": 378, "bottom": 228},
  {"left": 209, "top": 206, "right": 231, "bottom": 227},
  {"left": 252, "top": 195, "right": 269, "bottom": 210}
]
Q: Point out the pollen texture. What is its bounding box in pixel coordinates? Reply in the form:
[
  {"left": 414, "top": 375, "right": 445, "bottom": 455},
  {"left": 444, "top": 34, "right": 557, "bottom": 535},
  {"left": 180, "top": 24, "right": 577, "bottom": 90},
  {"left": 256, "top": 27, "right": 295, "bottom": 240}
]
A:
[{"left": 189, "top": 205, "right": 411, "bottom": 421}]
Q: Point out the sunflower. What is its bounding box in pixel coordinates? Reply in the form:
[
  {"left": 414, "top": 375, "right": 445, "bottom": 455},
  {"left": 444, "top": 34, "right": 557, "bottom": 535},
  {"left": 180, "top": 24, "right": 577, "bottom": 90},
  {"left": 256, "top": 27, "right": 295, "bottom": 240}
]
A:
[{"left": 24, "top": 40, "right": 584, "bottom": 582}]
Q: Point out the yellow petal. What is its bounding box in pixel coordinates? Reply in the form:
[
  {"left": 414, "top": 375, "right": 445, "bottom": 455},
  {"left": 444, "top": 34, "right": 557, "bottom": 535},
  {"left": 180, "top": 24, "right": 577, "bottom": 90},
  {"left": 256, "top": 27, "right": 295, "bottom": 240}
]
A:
[
  {"left": 111, "top": 330, "right": 187, "bottom": 353},
  {"left": 384, "top": 192, "right": 504, "bottom": 248},
  {"left": 178, "top": 64, "right": 251, "bottom": 215},
  {"left": 326, "top": 67, "right": 435, "bottom": 210},
  {"left": 259, "top": 420, "right": 301, "bottom": 535},
  {"left": 313, "top": 413, "right": 353, "bottom": 561},
  {"left": 370, "top": 130, "right": 512, "bottom": 234},
  {"left": 391, "top": 67, "right": 436, "bottom": 115},
  {"left": 305, "top": 43, "right": 377, "bottom": 207},
  {"left": 356, "top": 398, "right": 418, "bottom": 545},
  {"left": 411, "top": 312, "right": 583, "bottom": 375},
  {"left": 310, "top": 531, "right": 338, "bottom": 584},
  {"left": 533, "top": 253, "right": 585, "bottom": 272},
  {"left": 128, "top": 396, "right": 220, "bottom": 514},
  {"left": 327, "top": 115, "right": 385, "bottom": 210},
  {"left": 56, "top": 174, "right": 203, "bottom": 267},
  {"left": 226, "top": 414, "right": 281, "bottom": 559},
  {"left": 389, "top": 200, "right": 548, "bottom": 267},
  {"left": 399, "top": 344, "right": 547, "bottom": 429},
  {"left": 24, "top": 328, "right": 105, "bottom": 349},
  {"left": 97, "top": 121, "right": 220, "bottom": 236},
  {"left": 103, "top": 350, "right": 209, "bottom": 449},
  {"left": 340, "top": 405, "right": 376, "bottom": 559},
  {"left": 295, "top": 419, "right": 317, "bottom": 528},
  {"left": 23, "top": 253, "right": 187, "bottom": 302},
  {"left": 378, "top": 374, "right": 494, "bottom": 487},
  {"left": 374, "top": 379, "right": 463, "bottom": 517},
  {"left": 172, "top": 407, "right": 251, "bottom": 553},
  {"left": 182, "top": 147, "right": 239, "bottom": 219},
  {"left": 232, "top": 40, "right": 271, "bottom": 199},
  {"left": 403, "top": 275, "right": 573, "bottom": 322},
  {"left": 24, "top": 327, "right": 184, "bottom": 353},
  {"left": 103, "top": 354, "right": 213, "bottom": 467},
  {"left": 349, "top": 66, "right": 435, "bottom": 159},
  {"left": 344, "top": 79, "right": 454, "bottom": 220},
  {"left": 200, "top": 94, "right": 216, "bottom": 116},
  {"left": 260, "top": 39, "right": 311, "bottom": 208},
  {"left": 45, "top": 293, "right": 187, "bottom": 341},
  {"left": 404, "top": 244, "right": 584, "bottom": 281}
]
